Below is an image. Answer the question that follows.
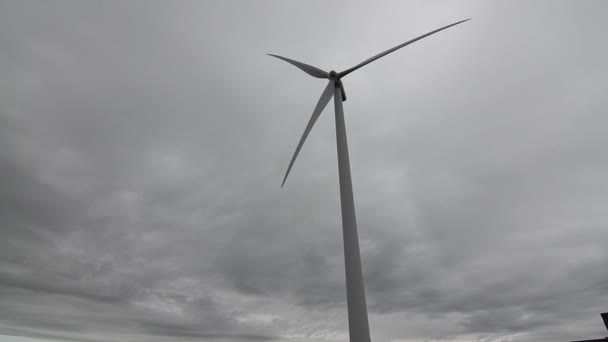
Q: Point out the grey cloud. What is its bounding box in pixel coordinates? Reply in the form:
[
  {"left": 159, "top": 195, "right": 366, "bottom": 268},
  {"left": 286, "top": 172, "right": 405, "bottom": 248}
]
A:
[{"left": 2, "top": 1, "right": 608, "bottom": 342}]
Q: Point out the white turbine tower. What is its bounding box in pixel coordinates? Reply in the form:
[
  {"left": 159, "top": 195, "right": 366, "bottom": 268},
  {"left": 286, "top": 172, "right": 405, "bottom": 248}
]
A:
[{"left": 270, "top": 19, "right": 470, "bottom": 342}]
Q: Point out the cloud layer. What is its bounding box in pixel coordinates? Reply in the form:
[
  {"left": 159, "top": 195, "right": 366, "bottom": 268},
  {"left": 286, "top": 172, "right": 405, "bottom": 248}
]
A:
[{"left": 1, "top": 1, "right": 608, "bottom": 342}]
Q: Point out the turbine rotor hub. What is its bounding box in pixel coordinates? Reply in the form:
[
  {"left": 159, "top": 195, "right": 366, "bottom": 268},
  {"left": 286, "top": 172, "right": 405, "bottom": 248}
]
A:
[{"left": 329, "top": 71, "right": 347, "bottom": 101}]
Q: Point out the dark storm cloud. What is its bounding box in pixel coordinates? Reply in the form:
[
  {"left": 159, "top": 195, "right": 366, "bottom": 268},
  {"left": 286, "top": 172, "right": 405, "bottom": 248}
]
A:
[{"left": 1, "top": 1, "right": 608, "bottom": 342}]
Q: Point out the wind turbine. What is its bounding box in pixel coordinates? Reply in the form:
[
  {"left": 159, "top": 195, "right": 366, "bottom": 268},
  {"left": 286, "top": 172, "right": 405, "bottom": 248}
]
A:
[{"left": 270, "top": 19, "right": 470, "bottom": 342}]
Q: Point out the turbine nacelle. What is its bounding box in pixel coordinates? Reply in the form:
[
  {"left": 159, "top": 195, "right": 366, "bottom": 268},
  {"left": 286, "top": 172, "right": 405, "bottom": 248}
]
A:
[{"left": 329, "top": 70, "right": 347, "bottom": 102}]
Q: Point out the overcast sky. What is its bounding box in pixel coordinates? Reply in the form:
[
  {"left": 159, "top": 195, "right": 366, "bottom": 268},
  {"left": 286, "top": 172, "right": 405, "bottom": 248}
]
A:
[{"left": 1, "top": 1, "right": 608, "bottom": 342}]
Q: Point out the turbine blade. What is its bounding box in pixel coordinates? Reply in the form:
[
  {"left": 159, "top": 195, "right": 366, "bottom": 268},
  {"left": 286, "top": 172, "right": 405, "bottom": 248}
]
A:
[
  {"left": 339, "top": 18, "right": 471, "bottom": 77},
  {"left": 282, "top": 80, "right": 335, "bottom": 187},
  {"left": 268, "top": 54, "right": 329, "bottom": 79}
]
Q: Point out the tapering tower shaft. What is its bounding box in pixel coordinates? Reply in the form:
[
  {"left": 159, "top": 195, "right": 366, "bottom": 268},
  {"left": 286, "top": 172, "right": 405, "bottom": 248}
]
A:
[{"left": 334, "top": 86, "right": 371, "bottom": 342}]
